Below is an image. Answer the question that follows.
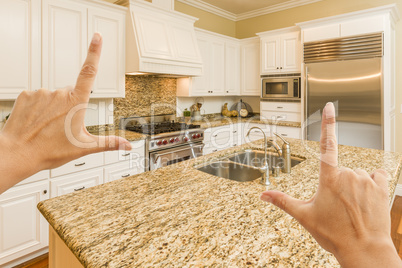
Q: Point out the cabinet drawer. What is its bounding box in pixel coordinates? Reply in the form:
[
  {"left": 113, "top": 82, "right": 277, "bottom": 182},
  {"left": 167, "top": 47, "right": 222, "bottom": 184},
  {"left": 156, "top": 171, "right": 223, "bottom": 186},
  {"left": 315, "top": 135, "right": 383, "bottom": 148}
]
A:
[
  {"left": 17, "top": 170, "right": 50, "bottom": 186},
  {"left": 50, "top": 152, "right": 104, "bottom": 178},
  {"left": 204, "top": 125, "right": 234, "bottom": 142},
  {"left": 261, "top": 111, "right": 301, "bottom": 122},
  {"left": 276, "top": 126, "right": 301, "bottom": 139},
  {"left": 104, "top": 161, "right": 142, "bottom": 183},
  {"left": 261, "top": 102, "right": 301, "bottom": 112},
  {"left": 104, "top": 140, "right": 145, "bottom": 165},
  {"left": 50, "top": 168, "right": 103, "bottom": 198}
]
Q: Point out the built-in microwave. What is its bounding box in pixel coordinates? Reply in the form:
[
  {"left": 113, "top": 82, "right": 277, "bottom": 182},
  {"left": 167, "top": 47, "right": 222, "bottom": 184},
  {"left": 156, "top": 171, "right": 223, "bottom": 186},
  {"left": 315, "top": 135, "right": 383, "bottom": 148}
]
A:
[{"left": 261, "top": 75, "right": 301, "bottom": 99}]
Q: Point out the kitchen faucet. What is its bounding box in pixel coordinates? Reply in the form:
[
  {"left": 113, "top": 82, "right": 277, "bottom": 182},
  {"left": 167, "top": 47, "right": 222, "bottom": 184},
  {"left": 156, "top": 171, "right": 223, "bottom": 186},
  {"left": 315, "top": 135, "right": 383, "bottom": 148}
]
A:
[
  {"left": 246, "top": 127, "right": 270, "bottom": 186},
  {"left": 270, "top": 133, "right": 291, "bottom": 173}
]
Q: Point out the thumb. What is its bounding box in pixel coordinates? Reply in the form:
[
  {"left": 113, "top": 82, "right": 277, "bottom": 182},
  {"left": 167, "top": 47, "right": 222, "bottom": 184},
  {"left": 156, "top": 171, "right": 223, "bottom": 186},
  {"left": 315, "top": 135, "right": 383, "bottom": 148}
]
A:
[
  {"left": 261, "top": 190, "right": 306, "bottom": 220},
  {"left": 88, "top": 135, "right": 132, "bottom": 153}
]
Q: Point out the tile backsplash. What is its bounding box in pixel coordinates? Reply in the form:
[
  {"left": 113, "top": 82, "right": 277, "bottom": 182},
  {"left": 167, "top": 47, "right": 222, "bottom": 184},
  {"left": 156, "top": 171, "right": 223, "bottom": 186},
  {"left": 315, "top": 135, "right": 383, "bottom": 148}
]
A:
[{"left": 113, "top": 75, "right": 177, "bottom": 125}]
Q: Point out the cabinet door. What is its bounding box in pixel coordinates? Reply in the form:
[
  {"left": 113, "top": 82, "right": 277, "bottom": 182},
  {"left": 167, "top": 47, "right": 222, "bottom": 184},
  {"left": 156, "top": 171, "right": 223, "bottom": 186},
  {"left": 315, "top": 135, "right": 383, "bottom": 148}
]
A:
[
  {"left": 281, "top": 32, "right": 301, "bottom": 72},
  {"left": 261, "top": 36, "right": 280, "bottom": 74},
  {"left": 0, "top": 0, "right": 40, "bottom": 99},
  {"left": 210, "top": 40, "right": 225, "bottom": 95},
  {"left": 240, "top": 40, "right": 260, "bottom": 96},
  {"left": 225, "top": 42, "right": 240, "bottom": 95},
  {"left": 50, "top": 168, "right": 103, "bottom": 198},
  {"left": 42, "top": 0, "right": 87, "bottom": 90},
  {"left": 88, "top": 7, "right": 125, "bottom": 98},
  {"left": 0, "top": 181, "right": 49, "bottom": 266},
  {"left": 191, "top": 37, "right": 210, "bottom": 96}
]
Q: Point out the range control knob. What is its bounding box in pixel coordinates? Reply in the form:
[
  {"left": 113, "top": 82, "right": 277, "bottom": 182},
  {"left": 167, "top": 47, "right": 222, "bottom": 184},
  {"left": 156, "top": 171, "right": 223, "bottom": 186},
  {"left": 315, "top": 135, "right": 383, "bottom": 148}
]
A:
[
  {"left": 192, "top": 134, "right": 197, "bottom": 139},
  {"left": 156, "top": 140, "right": 163, "bottom": 146},
  {"left": 175, "top": 137, "right": 180, "bottom": 142},
  {"left": 162, "top": 139, "right": 168, "bottom": 145},
  {"left": 183, "top": 137, "right": 189, "bottom": 142},
  {"left": 169, "top": 138, "right": 175, "bottom": 143},
  {"left": 196, "top": 133, "right": 201, "bottom": 138}
]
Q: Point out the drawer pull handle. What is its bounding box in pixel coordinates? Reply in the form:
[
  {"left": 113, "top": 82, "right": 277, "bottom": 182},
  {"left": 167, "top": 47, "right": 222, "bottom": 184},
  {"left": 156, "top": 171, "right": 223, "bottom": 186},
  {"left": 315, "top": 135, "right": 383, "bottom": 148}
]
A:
[
  {"left": 74, "top": 162, "right": 86, "bottom": 167},
  {"left": 121, "top": 174, "right": 130, "bottom": 178},
  {"left": 281, "top": 134, "right": 288, "bottom": 137},
  {"left": 233, "top": 131, "right": 237, "bottom": 133},
  {"left": 277, "top": 106, "right": 283, "bottom": 109},
  {"left": 233, "top": 144, "right": 237, "bottom": 147},
  {"left": 74, "top": 186, "right": 85, "bottom": 191},
  {"left": 213, "top": 134, "right": 218, "bottom": 137},
  {"left": 122, "top": 153, "right": 130, "bottom": 157},
  {"left": 212, "top": 149, "right": 218, "bottom": 152}
]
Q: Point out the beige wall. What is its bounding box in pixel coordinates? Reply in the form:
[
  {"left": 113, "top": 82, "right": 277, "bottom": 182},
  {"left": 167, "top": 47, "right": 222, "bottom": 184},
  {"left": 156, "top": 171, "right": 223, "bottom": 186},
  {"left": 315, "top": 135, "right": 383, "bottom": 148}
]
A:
[{"left": 174, "top": 1, "right": 236, "bottom": 37}]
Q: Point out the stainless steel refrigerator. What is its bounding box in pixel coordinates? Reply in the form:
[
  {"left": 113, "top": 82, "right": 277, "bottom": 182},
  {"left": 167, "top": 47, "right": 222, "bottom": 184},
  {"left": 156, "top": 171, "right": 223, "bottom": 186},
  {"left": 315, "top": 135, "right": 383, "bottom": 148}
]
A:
[{"left": 304, "top": 34, "right": 383, "bottom": 150}]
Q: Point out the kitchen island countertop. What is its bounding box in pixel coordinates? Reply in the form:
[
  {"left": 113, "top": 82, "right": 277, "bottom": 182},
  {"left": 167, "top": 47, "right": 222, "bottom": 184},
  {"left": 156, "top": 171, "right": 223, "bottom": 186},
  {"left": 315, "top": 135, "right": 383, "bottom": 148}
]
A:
[{"left": 38, "top": 138, "right": 402, "bottom": 267}]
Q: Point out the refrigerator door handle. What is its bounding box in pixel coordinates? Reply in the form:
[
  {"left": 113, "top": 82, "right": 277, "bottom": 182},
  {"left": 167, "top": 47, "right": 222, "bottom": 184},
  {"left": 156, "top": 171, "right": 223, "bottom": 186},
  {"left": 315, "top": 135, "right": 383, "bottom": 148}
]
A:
[{"left": 304, "top": 65, "right": 308, "bottom": 140}]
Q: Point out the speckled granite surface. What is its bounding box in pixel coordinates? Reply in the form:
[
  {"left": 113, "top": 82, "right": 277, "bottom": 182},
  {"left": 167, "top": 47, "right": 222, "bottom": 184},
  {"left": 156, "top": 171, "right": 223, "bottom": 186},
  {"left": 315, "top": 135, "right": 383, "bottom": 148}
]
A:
[
  {"left": 190, "top": 117, "right": 301, "bottom": 129},
  {"left": 86, "top": 125, "right": 147, "bottom": 142},
  {"left": 38, "top": 138, "right": 401, "bottom": 267}
]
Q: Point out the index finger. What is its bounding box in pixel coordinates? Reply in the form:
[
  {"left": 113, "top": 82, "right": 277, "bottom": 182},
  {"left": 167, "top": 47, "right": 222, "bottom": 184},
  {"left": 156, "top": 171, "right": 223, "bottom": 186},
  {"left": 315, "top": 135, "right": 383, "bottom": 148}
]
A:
[
  {"left": 73, "top": 33, "right": 103, "bottom": 101},
  {"left": 320, "top": 102, "right": 338, "bottom": 174}
]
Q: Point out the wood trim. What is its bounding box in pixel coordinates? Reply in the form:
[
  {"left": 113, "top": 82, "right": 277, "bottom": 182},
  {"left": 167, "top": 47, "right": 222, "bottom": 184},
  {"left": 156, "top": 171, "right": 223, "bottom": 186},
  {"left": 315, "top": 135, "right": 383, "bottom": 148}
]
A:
[{"left": 49, "top": 227, "right": 83, "bottom": 268}]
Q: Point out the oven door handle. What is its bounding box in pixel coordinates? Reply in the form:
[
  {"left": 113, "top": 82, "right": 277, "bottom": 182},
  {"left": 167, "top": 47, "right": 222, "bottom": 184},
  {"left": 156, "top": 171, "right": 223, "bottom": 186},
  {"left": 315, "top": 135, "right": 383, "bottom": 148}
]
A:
[{"left": 153, "top": 144, "right": 204, "bottom": 164}]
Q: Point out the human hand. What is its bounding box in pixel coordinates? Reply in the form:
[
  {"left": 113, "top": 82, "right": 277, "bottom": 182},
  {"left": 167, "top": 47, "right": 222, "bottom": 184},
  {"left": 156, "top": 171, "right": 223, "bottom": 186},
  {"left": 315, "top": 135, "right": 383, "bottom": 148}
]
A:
[
  {"left": 0, "top": 33, "right": 131, "bottom": 193},
  {"left": 260, "top": 103, "right": 401, "bottom": 267}
]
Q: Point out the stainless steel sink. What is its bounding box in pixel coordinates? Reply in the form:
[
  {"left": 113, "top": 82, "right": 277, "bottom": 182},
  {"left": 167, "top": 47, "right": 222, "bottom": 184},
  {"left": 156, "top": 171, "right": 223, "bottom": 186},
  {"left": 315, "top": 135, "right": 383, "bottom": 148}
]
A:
[
  {"left": 196, "top": 161, "right": 262, "bottom": 182},
  {"left": 228, "top": 150, "right": 304, "bottom": 169},
  {"left": 195, "top": 150, "right": 305, "bottom": 182}
]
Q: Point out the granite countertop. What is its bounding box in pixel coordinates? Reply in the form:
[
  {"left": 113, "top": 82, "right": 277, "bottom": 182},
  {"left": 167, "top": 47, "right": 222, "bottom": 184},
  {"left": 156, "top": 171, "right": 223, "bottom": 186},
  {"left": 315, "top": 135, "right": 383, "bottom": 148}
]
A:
[
  {"left": 86, "top": 125, "right": 147, "bottom": 142},
  {"left": 190, "top": 117, "right": 301, "bottom": 129},
  {"left": 37, "top": 138, "right": 402, "bottom": 267}
]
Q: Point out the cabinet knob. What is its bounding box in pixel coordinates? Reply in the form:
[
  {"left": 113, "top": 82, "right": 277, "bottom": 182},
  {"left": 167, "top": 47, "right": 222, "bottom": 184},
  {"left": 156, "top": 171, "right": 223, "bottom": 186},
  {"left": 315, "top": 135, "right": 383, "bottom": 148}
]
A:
[
  {"left": 276, "top": 67, "right": 279, "bottom": 69},
  {"left": 280, "top": 67, "right": 283, "bottom": 69},
  {"left": 90, "top": 90, "right": 93, "bottom": 94},
  {"left": 226, "top": 91, "right": 229, "bottom": 93},
  {"left": 43, "top": 190, "right": 47, "bottom": 194}
]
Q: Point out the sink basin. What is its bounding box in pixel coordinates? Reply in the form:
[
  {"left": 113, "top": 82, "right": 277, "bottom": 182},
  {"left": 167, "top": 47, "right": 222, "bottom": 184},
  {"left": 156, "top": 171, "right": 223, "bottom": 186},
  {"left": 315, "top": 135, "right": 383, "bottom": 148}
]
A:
[
  {"left": 196, "top": 161, "right": 262, "bottom": 182},
  {"left": 228, "top": 150, "right": 304, "bottom": 169}
]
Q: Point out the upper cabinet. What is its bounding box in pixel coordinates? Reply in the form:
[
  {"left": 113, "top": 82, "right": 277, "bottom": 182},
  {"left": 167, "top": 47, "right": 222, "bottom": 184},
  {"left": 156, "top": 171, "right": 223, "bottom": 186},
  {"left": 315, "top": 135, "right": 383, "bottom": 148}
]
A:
[
  {"left": 177, "top": 29, "right": 240, "bottom": 96},
  {"left": 0, "top": 0, "right": 126, "bottom": 100},
  {"left": 42, "top": 0, "right": 126, "bottom": 98},
  {"left": 258, "top": 27, "right": 301, "bottom": 75},
  {"left": 0, "top": 0, "right": 41, "bottom": 100},
  {"left": 240, "top": 37, "right": 260, "bottom": 96}
]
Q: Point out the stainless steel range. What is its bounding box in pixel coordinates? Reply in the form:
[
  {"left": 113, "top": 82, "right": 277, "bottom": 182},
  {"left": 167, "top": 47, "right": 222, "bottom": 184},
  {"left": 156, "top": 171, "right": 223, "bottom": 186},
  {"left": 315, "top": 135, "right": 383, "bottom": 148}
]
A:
[{"left": 120, "top": 114, "right": 205, "bottom": 170}]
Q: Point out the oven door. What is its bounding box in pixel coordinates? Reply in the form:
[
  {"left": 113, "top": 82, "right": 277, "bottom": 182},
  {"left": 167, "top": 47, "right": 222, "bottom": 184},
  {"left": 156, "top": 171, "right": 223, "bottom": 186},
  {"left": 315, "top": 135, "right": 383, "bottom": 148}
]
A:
[
  {"left": 149, "top": 143, "right": 204, "bottom": 170},
  {"left": 262, "top": 78, "right": 295, "bottom": 98}
]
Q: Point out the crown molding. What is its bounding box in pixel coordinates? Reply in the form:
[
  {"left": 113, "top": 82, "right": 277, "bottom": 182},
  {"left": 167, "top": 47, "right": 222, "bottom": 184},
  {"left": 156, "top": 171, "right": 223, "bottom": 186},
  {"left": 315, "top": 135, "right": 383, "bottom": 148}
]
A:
[{"left": 177, "top": 0, "right": 323, "bottom": 21}]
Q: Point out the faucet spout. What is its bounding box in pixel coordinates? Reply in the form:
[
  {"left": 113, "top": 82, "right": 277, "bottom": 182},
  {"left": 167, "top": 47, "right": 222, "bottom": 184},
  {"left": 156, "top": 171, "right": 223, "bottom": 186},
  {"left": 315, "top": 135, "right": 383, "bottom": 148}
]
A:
[{"left": 246, "top": 127, "right": 270, "bottom": 186}]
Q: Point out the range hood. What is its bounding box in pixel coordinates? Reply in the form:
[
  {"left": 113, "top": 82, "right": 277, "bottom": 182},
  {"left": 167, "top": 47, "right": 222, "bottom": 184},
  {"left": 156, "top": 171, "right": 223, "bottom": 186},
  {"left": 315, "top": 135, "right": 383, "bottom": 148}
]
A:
[{"left": 117, "top": 0, "right": 203, "bottom": 76}]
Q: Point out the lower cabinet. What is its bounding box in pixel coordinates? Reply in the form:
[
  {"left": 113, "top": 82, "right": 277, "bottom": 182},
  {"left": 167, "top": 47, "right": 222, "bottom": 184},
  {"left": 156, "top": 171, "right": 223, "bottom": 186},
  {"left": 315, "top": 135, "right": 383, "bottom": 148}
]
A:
[
  {"left": 0, "top": 139, "right": 146, "bottom": 266},
  {"left": 0, "top": 180, "right": 49, "bottom": 266},
  {"left": 50, "top": 168, "right": 104, "bottom": 198},
  {"left": 104, "top": 160, "right": 142, "bottom": 183}
]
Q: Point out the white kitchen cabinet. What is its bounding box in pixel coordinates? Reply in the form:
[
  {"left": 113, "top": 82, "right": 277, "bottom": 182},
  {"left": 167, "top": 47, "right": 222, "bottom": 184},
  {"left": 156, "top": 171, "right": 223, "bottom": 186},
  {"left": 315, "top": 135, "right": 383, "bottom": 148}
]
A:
[
  {"left": 225, "top": 41, "right": 241, "bottom": 95},
  {"left": 50, "top": 152, "right": 104, "bottom": 178},
  {"left": 260, "top": 101, "right": 301, "bottom": 123},
  {"left": 42, "top": 0, "right": 126, "bottom": 98},
  {"left": 240, "top": 37, "right": 260, "bottom": 96},
  {"left": 203, "top": 124, "right": 240, "bottom": 155},
  {"left": 16, "top": 170, "right": 49, "bottom": 186},
  {"left": 50, "top": 168, "right": 103, "bottom": 198},
  {"left": 276, "top": 126, "right": 301, "bottom": 139},
  {"left": 177, "top": 29, "right": 241, "bottom": 97},
  {"left": 104, "top": 160, "right": 141, "bottom": 183},
  {"left": 258, "top": 27, "right": 301, "bottom": 74},
  {"left": 88, "top": 7, "right": 125, "bottom": 98},
  {"left": 242, "top": 122, "right": 271, "bottom": 144},
  {"left": 0, "top": 0, "right": 41, "bottom": 100},
  {"left": 42, "top": 0, "right": 87, "bottom": 91},
  {"left": 0, "top": 181, "right": 49, "bottom": 266}
]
